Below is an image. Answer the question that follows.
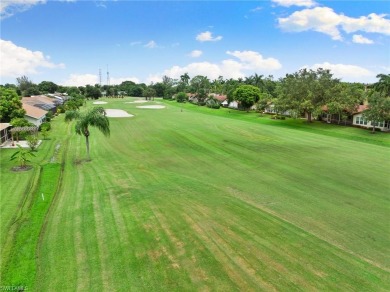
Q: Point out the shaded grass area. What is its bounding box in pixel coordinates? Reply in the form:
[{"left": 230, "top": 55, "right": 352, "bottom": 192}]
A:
[{"left": 32, "top": 98, "right": 390, "bottom": 290}]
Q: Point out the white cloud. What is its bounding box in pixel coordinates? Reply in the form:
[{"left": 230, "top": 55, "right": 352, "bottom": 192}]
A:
[
  {"left": 0, "top": 39, "right": 65, "bottom": 78},
  {"left": 251, "top": 6, "right": 263, "bottom": 12},
  {"left": 110, "top": 76, "right": 140, "bottom": 85},
  {"left": 278, "top": 7, "right": 390, "bottom": 41},
  {"left": 342, "top": 13, "right": 390, "bottom": 35},
  {"left": 148, "top": 50, "right": 281, "bottom": 84},
  {"left": 62, "top": 74, "right": 139, "bottom": 87},
  {"left": 226, "top": 50, "right": 282, "bottom": 71},
  {"left": 189, "top": 50, "right": 203, "bottom": 58},
  {"left": 0, "top": 0, "right": 46, "bottom": 18},
  {"left": 303, "top": 62, "right": 375, "bottom": 82},
  {"left": 352, "top": 34, "right": 374, "bottom": 44},
  {"left": 145, "top": 74, "right": 163, "bottom": 84},
  {"left": 196, "top": 31, "right": 223, "bottom": 42},
  {"left": 144, "top": 40, "right": 157, "bottom": 49},
  {"left": 130, "top": 41, "right": 142, "bottom": 46},
  {"left": 272, "top": 0, "right": 316, "bottom": 7},
  {"left": 278, "top": 7, "right": 343, "bottom": 40},
  {"left": 62, "top": 74, "right": 98, "bottom": 87}
]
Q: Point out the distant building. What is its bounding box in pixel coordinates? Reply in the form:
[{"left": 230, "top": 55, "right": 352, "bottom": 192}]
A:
[
  {"left": 352, "top": 105, "right": 390, "bottom": 131},
  {"left": 22, "top": 95, "right": 58, "bottom": 112},
  {"left": 22, "top": 103, "right": 48, "bottom": 127}
]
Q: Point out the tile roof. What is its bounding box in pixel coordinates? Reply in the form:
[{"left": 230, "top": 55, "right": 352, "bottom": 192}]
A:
[
  {"left": 22, "top": 103, "right": 48, "bottom": 119},
  {"left": 0, "top": 123, "right": 11, "bottom": 131},
  {"left": 353, "top": 105, "right": 369, "bottom": 114},
  {"left": 22, "top": 95, "right": 56, "bottom": 105},
  {"left": 214, "top": 95, "right": 227, "bottom": 102}
]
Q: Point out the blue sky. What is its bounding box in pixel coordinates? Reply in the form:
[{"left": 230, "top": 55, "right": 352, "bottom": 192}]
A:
[{"left": 1, "top": 0, "right": 389, "bottom": 86}]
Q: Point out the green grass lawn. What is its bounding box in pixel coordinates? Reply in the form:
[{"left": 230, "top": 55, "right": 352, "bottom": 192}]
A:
[{"left": 1, "top": 97, "right": 389, "bottom": 291}]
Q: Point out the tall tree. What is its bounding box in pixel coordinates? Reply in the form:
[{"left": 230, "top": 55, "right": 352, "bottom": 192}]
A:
[
  {"left": 65, "top": 107, "right": 110, "bottom": 160},
  {"left": 85, "top": 85, "right": 102, "bottom": 99},
  {"left": 363, "top": 92, "right": 390, "bottom": 133},
  {"left": 180, "top": 73, "right": 190, "bottom": 86},
  {"left": 372, "top": 74, "right": 390, "bottom": 97},
  {"left": 0, "top": 87, "right": 25, "bottom": 122},
  {"left": 143, "top": 87, "right": 156, "bottom": 100},
  {"left": 277, "top": 68, "right": 340, "bottom": 122},
  {"left": 38, "top": 81, "right": 58, "bottom": 93},
  {"left": 326, "top": 82, "right": 364, "bottom": 124},
  {"left": 233, "top": 85, "right": 261, "bottom": 111},
  {"left": 190, "top": 75, "right": 210, "bottom": 104}
]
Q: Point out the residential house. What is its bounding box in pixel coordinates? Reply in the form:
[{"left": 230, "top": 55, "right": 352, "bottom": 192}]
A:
[
  {"left": 213, "top": 94, "right": 227, "bottom": 103},
  {"left": 352, "top": 105, "right": 390, "bottom": 131},
  {"left": 22, "top": 103, "right": 48, "bottom": 127},
  {"left": 228, "top": 100, "right": 239, "bottom": 109},
  {"left": 264, "top": 103, "right": 291, "bottom": 116},
  {"left": 0, "top": 123, "right": 11, "bottom": 145}
]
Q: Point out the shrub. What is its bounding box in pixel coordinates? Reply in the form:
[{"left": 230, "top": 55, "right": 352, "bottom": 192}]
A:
[
  {"left": 206, "top": 97, "right": 221, "bottom": 109},
  {"left": 45, "top": 111, "right": 54, "bottom": 122},
  {"left": 40, "top": 122, "right": 51, "bottom": 131},
  {"left": 41, "top": 128, "right": 49, "bottom": 140},
  {"left": 26, "top": 135, "right": 39, "bottom": 151},
  {"left": 176, "top": 92, "right": 187, "bottom": 103},
  {"left": 270, "top": 115, "right": 286, "bottom": 120},
  {"left": 57, "top": 105, "right": 65, "bottom": 114}
]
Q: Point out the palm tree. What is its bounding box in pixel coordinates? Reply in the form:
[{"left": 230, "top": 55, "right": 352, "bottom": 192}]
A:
[
  {"left": 65, "top": 106, "right": 110, "bottom": 160},
  {"left": 11, "top": 145, "right": 35, "bottom": 168},
  {"left": 373, "top": 74, "right": 390, "bottom": 97}
]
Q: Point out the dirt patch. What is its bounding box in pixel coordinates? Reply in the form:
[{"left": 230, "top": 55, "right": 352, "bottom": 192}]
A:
[
  {"left": 11, "top": 165, "right": 33, "bottom": 172},
  {"left": 74, "top": 159, "right": 91, "bottom": 165},
  {"left": 93, "top": 101, "right": 107, "bottom": 104}
]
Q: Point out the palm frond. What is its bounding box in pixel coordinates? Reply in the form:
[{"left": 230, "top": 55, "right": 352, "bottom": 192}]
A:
[
  {"left": 65, "top": 110, "right": 81, "bottom": 122},
  {"left": 88, "top": 115, "right": 110, "bottom": 136}
]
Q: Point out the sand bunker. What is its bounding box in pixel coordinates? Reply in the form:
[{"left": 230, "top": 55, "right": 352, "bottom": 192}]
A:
[
  {"left": 93, "top": 101, "right": 107, "bottom": 104},
  {"left": 105, "top": 109, "right": 134, "bottom": 117},
  {"left": 136, "top": 105, "right": 166, "bottom": 109},
  {"left": 125, "top": 100, "right": 148, "bottom": 104}
]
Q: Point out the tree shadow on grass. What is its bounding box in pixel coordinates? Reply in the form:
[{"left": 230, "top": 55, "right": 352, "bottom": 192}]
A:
[{"left": 73, "top": 158, "right": 91, "bottom": 166}]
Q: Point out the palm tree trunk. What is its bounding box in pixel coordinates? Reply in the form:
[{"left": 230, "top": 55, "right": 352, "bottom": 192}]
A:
[
  {"left": 84, "top": 128, "right": 90, "bottom": 160},
  {"left": 85, "top": 135, "right": 90, "bottom": 160}
]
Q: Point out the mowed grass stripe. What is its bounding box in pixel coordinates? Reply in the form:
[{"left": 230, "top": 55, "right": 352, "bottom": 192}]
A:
[{"left": 32, "top": 98, "right": 389, "bottom": 290}]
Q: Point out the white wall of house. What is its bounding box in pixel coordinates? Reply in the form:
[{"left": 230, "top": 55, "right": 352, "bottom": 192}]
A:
[
  {"left": 228, "top": 101, "right": 238, "bottom": 109},
  {"left": 352, "top": 113, "right": 390, "bottom": 131},
  {"left": 25, "top": 115, "right": 45, "bottom": 127},
  {"left": 264, "top": 104, "right": 291, "bottom": 116}
]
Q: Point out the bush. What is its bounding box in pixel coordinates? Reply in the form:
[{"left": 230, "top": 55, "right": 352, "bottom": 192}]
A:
[
  {"left": 206, "top": 97, "right": 221, "bottom": 109},
  {"left": 41, "top": 128, "right": 49, "bottom": 140},
  {"left": 26, "top": 135, "right": 39, "bottom": 151},
  {"left": 46, "top": 111, "right": 54, "bottom": 122},
  {"left": 176, "top": 92, "right": 187, "bottom": 103},
  {"left": 40, "top": 122, "right": 51, "bottom": 131},
  {"left": 57, "top": 105, "right": 65, "bottom": 114},
  {"left": 270, "top": 115, "right": 286, "bottom": 120}
]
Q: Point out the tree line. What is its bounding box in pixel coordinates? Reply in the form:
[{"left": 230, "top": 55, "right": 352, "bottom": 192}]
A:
[{"left": 1, "top": 71, "right": 390, "bottom": 130}]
